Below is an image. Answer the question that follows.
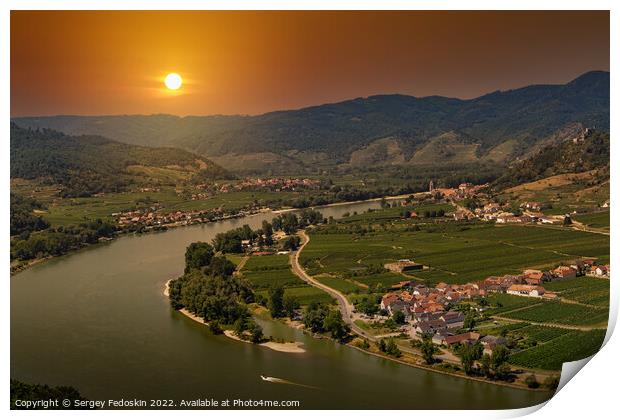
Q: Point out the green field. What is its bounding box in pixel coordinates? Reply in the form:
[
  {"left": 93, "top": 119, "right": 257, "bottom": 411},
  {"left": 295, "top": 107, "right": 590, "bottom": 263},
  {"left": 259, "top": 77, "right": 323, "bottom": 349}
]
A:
[
  {"left": 243, "top": 254, "right": 290, "bottom": 271},
  {"left": 255, "top": 286, "right": 334, "bottom": 305},
  {"left": 242, "top": 254, "right": 334, "bottom": 305},
  {"left": 508, "top": 329, "right": 606, "bottom": 370},
  {"left": 544, "top": 277, "right": 610, "bottom": 307},
  {"left": 314, "top": 275, "right": 363, "bottom": 294},
  {"left": 514, "top": 325, "right": 571, "bottom": 343},
  {"left": 484, "top": 294, "right": 542, "bottom": 315},
  {"left": 498, "top": 301, "right": 609, "bottom": 326},
  {"left": 302, "top": 222, "right": 609, "bottom": 286},
  {"left": 573, "top": 210, "right": 610, "bottom": 230}
]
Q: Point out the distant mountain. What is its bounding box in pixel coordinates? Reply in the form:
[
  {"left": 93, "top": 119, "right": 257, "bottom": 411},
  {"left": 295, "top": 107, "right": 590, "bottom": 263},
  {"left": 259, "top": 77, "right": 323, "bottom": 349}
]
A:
[
  {"left": 13, "top": 71, "right": 609, "bottom": 174},
  {"left": 493, "top": 128, "right": 610, "bottom": 190},
  {"left": 10, "top": 124, "right": 231, "bottom": 197}
]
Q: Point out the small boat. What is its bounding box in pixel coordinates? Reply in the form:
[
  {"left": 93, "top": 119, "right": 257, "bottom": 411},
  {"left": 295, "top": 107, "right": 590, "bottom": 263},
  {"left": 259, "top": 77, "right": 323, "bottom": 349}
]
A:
[{"left": 260, "top": 375, "right": 269, "bottom": 381}]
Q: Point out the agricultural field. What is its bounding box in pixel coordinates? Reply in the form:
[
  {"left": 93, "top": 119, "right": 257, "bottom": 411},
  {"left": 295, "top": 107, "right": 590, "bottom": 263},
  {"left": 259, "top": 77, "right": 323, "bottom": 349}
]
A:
[
  {"left": 242, "top": 254, "right": 334, "bottom": 305},
  {"left": 508, "top": 329, "right": 606, "bottom": 370},
  {"left": 476, "top": 321, "right": 531, "bottom": 336},
  {"left": 544, "top": 277, "right": 610, "bottom": 307},
  {"left": 484, "top": 294, "right": 541, "bottom": 315},
  {"left": 496, "top": 300, "right": 609, "bottom": 327},
  {"left": 243, "top": 254, "right": 290, "bottom": 271},
  {"left": 301, "top": 221, "right": 609, "bottom": 286},
  {"left": 513, "top": 325, "right": 571, "bottom": 343},
  {"left": 314, "top": 275, "right": 363, "bottom": 294},
  {"left": 573, "top": 210, "right": 610, "bottom": 230}
]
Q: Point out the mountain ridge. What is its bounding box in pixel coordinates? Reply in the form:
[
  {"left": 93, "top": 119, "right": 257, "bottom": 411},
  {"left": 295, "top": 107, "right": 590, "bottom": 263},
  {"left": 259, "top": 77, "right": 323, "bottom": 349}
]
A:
[{"left": 12, "top": 71, "right": 609, "bottom": 174}]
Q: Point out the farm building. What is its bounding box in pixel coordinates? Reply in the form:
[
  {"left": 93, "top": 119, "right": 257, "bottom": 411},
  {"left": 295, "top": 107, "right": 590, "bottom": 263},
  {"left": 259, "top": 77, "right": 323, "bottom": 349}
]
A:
[{"left": 384, "top": 259, "right": 424, "bottom": 273}]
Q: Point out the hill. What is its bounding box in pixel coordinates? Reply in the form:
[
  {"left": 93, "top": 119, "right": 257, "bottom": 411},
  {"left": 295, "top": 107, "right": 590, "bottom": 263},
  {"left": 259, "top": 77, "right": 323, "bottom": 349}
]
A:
[
  {"left": 13, "top": 71, "right": 609, "bottom": 174},
  {"left": 493, "top": 128, "right": 610, "bottom": 190},
  {"left": 10, "top": 124, "right": 231, "bottom": 197}
]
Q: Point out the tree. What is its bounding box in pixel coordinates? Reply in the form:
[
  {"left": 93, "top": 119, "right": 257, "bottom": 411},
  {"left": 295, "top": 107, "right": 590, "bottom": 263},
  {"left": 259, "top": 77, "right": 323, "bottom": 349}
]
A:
[
  {"left": 268, "top": 286, "right": 285, "bottom": 318},
  {"left": 491, "top": 345, "right": 510, "bottom": 370},
  {"left": 392, "top": 310, "right": 406, "bottom": 325},
  {"left": 209, "top": 320, "right": 223, "bottom": 335},
  {"left": 184, "top": 242, "right": 214, "bottom": 273},
  {"left": 250, "top": 323, "right": 264, "bottom": 344},
  {"left": 480, "top": 353, "right": 492, "bottom": 378},
  {"left": 355, "top": 296, "right": 378, "bottom": 316},
  {"left": 323, "top": 310, "right": 350, "bottom": 340},
  {"left": 495, "top": 363, "right": 511, "bottom": 380},
  {"left": 463, "top": 312, "right": 476, "bottom": 331},
  {"left": 233, "top": 317, "right": 247, "bottom": 337},
  {"left": 281, "top": 235, "right": 301, "bottom": 251},
  {"left": 525, "top": 374, "right": 540, "bottom": 389},
  {"left": 420, "top": 338, "right": 438, "bottom": 364},
  {"left": 283, "top": 295, "right": 300, "bottom": 318},
  {"left": 261, "top": 220, "right": 273, "bottom": 240},
  {"left": 385, "top": 338, "right": 402, "bottom": 357},
  {"left": 457, "top": 342, "right": 483, "bottom": 375},
  {"left": 204, "top": 256, "right": 235, "bottom": 277},
  {"left": 378, "top": 339, "right": 387, "bottom": 352},
  {"left": 302, "top": 302, "right": 328, "bottom": 333},
  {"left": 563, "top": 215, "right": 573, "bottom": 226}
]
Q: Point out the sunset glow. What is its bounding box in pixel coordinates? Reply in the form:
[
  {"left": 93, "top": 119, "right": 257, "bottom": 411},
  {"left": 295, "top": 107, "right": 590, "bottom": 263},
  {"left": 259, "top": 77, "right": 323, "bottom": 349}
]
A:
[{"left": 164, "top": 73, "right": 182, "bottom": 90}]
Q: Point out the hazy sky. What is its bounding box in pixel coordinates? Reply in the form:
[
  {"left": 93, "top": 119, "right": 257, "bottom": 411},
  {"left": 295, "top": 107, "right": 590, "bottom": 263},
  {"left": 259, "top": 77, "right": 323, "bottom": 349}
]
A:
[{"left": 11, "top": 10, "right": 609, "bottom": 117}]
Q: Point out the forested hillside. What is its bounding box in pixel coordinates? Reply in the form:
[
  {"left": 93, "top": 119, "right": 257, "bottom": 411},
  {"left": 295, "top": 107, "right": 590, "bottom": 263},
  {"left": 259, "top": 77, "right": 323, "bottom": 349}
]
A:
[{"left": 10, "top": 124, "right": 231, "bottom": 197}]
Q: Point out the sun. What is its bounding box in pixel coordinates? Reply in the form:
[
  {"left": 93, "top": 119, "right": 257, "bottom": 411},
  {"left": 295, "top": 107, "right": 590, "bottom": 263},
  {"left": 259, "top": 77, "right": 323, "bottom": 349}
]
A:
[{"left": 164, "top": 73, "right": 183, "bottom": 90}]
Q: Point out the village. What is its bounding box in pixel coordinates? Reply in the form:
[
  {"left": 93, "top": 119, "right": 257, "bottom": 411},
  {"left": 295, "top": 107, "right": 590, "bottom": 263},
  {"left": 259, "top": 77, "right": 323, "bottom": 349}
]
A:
[
  {"left": 373, "top": 257, "right": 609, "bottom": 351},
  {"left": 112, "top": 204, "right": 270, "bottom": 230}
]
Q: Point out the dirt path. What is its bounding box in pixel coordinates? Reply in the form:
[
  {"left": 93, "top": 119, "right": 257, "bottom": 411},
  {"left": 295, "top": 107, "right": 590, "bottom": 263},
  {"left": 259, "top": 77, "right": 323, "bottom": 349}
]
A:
[{"left": 233, "top": 255, "right": 250, "bottom": 275}]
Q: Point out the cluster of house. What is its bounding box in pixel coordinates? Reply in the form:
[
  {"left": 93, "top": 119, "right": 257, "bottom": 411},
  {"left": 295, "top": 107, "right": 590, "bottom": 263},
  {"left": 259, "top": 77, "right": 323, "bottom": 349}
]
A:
[
  {"left": 431, "top": 182, "right": 487, "bottom": 201},
  {"left": 113, "top": 205, "right": 265, "bottom": 229},
  {"left": 379, "top": 282, "right": 507, "bottom": 351},
  {"left": 377, "top": 257, "right": 609, "bottom": 347},
  {"left": 215, "top": 177, "right": 322, "bottom": 193},
  {"left": 467, "top": 201, "right": 559, "bottom": 224}
]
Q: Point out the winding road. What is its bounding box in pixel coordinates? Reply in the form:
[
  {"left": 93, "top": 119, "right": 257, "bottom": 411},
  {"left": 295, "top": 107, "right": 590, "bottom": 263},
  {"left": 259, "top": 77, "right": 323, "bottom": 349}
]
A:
[{"left": 289, "top": 230, "right": 460, "bottom": 363}]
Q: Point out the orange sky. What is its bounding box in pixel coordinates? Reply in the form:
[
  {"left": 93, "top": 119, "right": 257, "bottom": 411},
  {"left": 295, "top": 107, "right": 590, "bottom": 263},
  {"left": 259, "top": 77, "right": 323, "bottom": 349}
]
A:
[{"left": 11, "top": 10, "right": 609, "bottom": 117}]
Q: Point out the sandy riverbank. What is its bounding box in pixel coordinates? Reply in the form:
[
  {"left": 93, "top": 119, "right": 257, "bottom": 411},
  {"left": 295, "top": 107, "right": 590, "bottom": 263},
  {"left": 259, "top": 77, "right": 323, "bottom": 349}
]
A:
[
  {"left": 163, "top": 279, "right": 305, "bottom": 353},
  {"left": 223, "top": 330, "right": 306, "bottom": 353}
]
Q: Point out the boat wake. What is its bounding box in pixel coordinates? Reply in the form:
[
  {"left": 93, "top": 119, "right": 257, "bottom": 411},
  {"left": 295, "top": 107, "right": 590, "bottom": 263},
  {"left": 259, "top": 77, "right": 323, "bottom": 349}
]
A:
[{"left": 260, "top": 375, "right": 319, "bottom": 389}]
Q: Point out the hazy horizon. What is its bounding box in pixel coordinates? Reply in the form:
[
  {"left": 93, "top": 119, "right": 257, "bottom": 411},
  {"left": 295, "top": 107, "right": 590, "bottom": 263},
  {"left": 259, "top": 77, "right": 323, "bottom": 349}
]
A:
[
  {"left": 11, "top": 11, "right": 609, "bottom": 118},
  {"left": 10, "top": 69, "right": 609, "bottom": 119}
]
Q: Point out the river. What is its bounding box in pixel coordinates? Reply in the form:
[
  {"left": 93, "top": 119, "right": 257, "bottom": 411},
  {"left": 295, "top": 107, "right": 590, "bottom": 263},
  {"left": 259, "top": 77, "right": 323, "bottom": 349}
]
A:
[{"left": 11, "top": 200, "right": 553, "bottom": 409}]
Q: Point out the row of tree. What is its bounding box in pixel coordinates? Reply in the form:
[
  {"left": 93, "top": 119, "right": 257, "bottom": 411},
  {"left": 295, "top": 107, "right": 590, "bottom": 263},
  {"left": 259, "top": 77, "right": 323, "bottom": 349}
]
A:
[{"left": 11, "top": 219, "right": 116, "bottom": 261}]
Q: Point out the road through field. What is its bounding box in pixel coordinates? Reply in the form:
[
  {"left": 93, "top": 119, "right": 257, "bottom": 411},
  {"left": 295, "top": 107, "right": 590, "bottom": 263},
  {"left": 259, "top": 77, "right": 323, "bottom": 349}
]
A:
[{"left": 290, "top": 230, "right": 461, "bottom": 364}]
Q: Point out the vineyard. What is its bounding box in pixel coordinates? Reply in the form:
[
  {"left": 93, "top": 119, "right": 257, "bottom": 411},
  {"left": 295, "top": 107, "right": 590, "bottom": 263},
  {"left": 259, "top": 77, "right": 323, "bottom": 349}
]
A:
[{"left": 508, "top": 329, "right": 606, "bottom": 370}]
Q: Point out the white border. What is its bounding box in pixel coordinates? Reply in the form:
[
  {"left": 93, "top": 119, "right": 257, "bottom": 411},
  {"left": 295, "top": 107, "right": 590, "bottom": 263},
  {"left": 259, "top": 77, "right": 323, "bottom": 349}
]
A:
[{"left": 3, "top": 2, "right": 617, "bottom": 419}]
